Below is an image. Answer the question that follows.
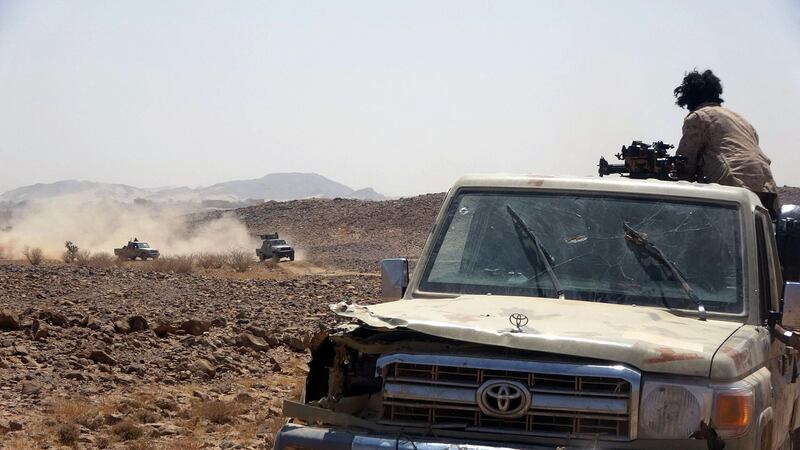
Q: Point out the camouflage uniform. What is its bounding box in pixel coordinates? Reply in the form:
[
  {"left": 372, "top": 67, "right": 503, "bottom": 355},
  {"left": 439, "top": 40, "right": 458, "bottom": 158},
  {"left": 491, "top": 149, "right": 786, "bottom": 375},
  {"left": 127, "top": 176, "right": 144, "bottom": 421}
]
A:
[{"left": 676, "top": 102, "right": 778, "bottom": 216}]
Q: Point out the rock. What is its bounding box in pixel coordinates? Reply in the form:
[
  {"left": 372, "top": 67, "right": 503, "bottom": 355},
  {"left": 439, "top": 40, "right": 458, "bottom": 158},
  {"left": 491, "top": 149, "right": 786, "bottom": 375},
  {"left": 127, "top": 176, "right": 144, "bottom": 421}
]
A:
[
  {"left": 192, "top": 358, "right": 216, "bottom": 378},
  {"left": 32, "top": 319, "right": 49, "bottom": 340},
  {"left": 20, "top": 381, "right": 42, "bottom": 395},
  {"left": 113, "top": 320, "right": 130, "bottom": 334},
  {"left": 8, "top": 420, "right": 23, "bottom": 431},
  {"left": 234, "top": 333, "right": 270, "bottom": 351},
  {"left": 211, "top": 317, "right": 227, "bottom": 327},
  {"left": 153, "top": 323, "right": 178, "bottom": 338},
  {"left": 124, "top": 364, "right": 146, "bottom": 376},
  {"left": 89, "top": 350, "right": 117, "bottom": 366},
  {"left": 64, "top": 371, "right": 89, "bottom": 381},
  {"left": 283, "top": 335, "right": 308, "bottom": 352},
  {"left": 81, "top": 316, "right": 102, "bottom": 330},
  {"left": 0, "top": 310, "right": 20, "bottom": 331},
  {"left": 127, "top": 315, "right": 149, "bottom": 332},
  {"left": 39, "top": 310, "right": 68, "bottom": 327},
  {"left": 180, "top": 319, "right": 211, "bottom": 336}
]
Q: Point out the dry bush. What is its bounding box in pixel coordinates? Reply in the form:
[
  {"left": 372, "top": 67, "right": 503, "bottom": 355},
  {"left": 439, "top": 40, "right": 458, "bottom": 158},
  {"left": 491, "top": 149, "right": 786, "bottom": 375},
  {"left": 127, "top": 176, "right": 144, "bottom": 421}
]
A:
[
  {"left": 226, "top": 249, "right": 253, "bottom": 273},
  {"left": 63, "top": 241, "right": 79, "bottom": 263},
  {"left": 57, "top": 422, "right": 80, "bottom": 445},
  {"left": 23, "top": 246, "right": 44, "bottom": 265},
  {"left": 163, "top": 437, "right": 203, "bottom": 450},
  {"left": 75, "top": 249, "right": 92, "bottom": 266},
  {"left": 111, "top": 419, "right": 143, "bottom": 441},
  {"left": 87, "top": 252, "right": 116, "bottom": 268},
  {"left": 193, "top": 399, "right": 246, "bottom": 424},
  {"left": 51, "top": 398, "right": 104, "bottom": 430},
  {"left": 148, "top": 255, "right": 194, "bottom": 274},
  {"left": 195, "top": 252, "right": 226, "bottom": 269},
  {"left": 263, "top": 417, "right": 287, "bottom": 448}
]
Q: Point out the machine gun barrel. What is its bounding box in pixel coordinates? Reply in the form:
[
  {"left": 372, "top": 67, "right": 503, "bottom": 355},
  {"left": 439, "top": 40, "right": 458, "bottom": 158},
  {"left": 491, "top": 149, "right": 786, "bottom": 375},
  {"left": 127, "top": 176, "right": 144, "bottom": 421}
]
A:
[{"left": 598, "top": 140, "right": 687, "bottom": 181}]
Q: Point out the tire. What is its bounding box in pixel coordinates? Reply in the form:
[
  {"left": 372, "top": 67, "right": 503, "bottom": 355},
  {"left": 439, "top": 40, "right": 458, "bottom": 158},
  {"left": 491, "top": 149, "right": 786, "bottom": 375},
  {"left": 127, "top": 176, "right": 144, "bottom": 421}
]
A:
[
  {"left": 258, "top": 255, "right": 266, "bottom": 262},
  {"left": 289, "top": 254, "right": 295, "bottom": 261}
]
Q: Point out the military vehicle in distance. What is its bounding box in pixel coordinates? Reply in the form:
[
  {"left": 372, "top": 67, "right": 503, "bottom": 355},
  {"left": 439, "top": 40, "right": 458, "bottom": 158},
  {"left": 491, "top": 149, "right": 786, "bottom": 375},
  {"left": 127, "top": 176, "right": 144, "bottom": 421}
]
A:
[
  {"left": 256, "top": 233, "right": 295, "bottom": 262},
  {"left": 114, "top": 239, "right": 160, "bottom": 261},
  {"left": 275, "top": 175, "right": 800, "bottom": 450}
]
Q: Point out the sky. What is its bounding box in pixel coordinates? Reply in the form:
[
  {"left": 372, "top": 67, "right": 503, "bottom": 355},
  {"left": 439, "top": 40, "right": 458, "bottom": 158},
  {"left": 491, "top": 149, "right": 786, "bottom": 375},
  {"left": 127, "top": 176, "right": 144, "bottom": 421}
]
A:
[{"left": 0, "top": 1, "right": 798, "bottom": 197}]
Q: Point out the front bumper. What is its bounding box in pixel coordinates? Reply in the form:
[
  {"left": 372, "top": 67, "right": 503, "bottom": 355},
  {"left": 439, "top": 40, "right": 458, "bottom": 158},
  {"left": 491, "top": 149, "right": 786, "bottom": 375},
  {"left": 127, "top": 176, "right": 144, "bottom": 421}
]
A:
[{"left": 273, "top": 424, "right": 739, "bottom": 450}]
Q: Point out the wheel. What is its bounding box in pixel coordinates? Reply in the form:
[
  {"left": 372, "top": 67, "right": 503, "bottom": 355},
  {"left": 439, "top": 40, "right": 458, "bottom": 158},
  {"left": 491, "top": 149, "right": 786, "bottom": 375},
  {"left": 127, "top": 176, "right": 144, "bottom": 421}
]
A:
[
  {"left": 258, "top": 255, "right": 266, "bottom": 262},
  {"left": 289, "top": 254, "right": 295, "bottom": 261}
]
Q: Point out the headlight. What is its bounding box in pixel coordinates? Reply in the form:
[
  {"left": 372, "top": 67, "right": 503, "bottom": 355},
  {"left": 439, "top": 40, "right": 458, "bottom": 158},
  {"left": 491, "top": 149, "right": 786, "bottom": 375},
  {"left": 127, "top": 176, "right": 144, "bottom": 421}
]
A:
[
  {"left": 639, "top": 377, "right": 755, "bottom": 439},
  {"left": 640, "top": 382, "right": 709, "bottom": 438}
]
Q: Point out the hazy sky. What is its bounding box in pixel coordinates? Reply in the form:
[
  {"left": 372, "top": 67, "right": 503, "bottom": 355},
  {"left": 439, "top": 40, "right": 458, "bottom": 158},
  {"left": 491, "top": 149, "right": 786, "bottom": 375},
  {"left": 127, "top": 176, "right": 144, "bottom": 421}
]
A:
[{"left": 0, "top": 1, "right": 798, "bottom": 197}]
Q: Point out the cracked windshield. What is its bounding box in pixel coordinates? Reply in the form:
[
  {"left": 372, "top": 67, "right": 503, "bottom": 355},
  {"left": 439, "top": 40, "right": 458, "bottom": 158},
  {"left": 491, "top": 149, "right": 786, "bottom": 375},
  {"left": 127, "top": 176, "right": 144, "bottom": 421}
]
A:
[{"left": 421, "top": 191, "right": 742, "bottom": 312}]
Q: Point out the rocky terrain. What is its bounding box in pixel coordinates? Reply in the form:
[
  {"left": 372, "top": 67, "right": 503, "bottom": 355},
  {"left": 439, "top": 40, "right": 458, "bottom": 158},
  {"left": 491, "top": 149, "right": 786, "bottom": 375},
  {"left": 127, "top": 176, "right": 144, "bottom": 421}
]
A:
[
  {"left": 0, "top": 263, "right": 379, "bottom": 449},
  {"left": 2, "top": 185, "right": 799, "bottom": 449},
  {"left": 202, "top": 193, "right": 446, "bottom": 273}
]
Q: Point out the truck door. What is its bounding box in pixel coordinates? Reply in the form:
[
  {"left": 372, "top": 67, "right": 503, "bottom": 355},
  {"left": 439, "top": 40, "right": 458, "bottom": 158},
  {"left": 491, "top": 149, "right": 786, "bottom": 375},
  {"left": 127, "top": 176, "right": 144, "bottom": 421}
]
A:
[{"left": 757, "top": 209, "right": 799, "bottom": 448}]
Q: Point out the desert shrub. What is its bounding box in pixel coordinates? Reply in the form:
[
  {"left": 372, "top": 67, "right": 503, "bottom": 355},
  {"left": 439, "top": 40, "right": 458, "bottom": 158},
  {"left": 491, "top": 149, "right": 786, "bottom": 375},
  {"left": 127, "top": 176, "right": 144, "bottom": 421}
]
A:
[
  {"left": 57, "top": 423, "right": 80, "bottom": 445},
  {"left": 149, "top": 255, "right": 193, "bottom": 274},
  {"left": 87, "top": 252, "right": 115, "bottom": 269},
  {"left": 110, "top": 419, "right": 142, "bottom": 441},
  {"left": 23, "top": 247, "right": 44, "bottom": 266},
  {"left": 75, "top": 250, "right": 92, "bottom": 267},
  {"left": 195, "top": 252, "right": 226, "bottom": 269},
  {"left": 226, "top": 249, "right": 253, "bottom": 273},
  {"left": 193, "top": 399, "right": 245, "bottom": 424},
  {"left": 63, "top": 241, "right": 79, "bottom": 263}
]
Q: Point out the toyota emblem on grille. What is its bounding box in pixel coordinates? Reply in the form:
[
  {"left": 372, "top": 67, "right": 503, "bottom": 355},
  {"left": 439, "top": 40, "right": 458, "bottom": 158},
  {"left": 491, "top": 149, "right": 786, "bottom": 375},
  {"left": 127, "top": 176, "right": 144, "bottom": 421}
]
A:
[
  {"left": 476, "top": 380, "right": 531, "bottom": 419},
  {"left": 509, "top": 312, "right": 529, "bottom": 332}
]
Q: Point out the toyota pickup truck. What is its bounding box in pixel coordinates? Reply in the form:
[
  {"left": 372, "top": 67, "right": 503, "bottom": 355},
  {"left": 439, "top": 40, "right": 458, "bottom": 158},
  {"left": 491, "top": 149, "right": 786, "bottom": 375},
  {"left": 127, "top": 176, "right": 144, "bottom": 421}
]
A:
[
  {"left": 113, "top": 239, "right": 160, "bottom": 261},
  {"left": 256, "top": 233, "right": 295, "bottom": 262},
  {"left": 275, "top": 175, "right": 800, "bottom": 450}
]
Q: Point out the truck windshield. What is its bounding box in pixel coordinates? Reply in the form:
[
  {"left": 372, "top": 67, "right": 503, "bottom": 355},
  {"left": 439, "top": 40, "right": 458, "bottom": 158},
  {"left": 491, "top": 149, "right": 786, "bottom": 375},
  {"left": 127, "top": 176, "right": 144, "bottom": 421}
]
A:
[
  {"left": 420, "top": 191, "right": 743, "bottom": 313},
  {"left": 270, "top": 240, "right": 286, "bottom": 245},
  {"left": 137, "top": 243, "right": 150, "bottom": 248}
]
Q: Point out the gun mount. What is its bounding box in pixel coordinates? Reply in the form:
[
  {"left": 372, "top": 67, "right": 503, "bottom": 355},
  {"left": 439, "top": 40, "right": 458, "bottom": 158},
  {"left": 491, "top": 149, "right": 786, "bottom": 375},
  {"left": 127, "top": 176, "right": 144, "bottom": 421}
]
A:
[{"left": 598, "top": 141, "right": 688, "bottom": 181}]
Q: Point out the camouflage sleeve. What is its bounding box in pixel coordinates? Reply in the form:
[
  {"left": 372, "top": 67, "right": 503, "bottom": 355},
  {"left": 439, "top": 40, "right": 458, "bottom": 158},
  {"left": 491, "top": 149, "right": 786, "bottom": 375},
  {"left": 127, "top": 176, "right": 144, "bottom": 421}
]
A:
[{"left": 675, "top": 112, "right": 705, "bottom": 181}]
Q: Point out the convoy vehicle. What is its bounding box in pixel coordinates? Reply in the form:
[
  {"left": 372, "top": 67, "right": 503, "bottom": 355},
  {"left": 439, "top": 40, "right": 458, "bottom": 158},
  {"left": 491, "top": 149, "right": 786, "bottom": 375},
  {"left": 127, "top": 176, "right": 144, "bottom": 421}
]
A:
[
  {"left": 275, "top": 175, "right": 800, "bottom": 450},
  {"left": 256, "top": 233, "right": 295, "bottom": 262},
  {"left": 113, "top": 239, "right": 160, "bottom": 260}
]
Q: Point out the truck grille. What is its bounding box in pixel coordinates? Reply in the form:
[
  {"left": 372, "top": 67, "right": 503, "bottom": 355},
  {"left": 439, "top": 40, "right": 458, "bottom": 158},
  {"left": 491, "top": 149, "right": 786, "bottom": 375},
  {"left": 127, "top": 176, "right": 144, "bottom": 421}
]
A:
[{"left": 376, "top": 354, "right": 640, "bottom": 441}]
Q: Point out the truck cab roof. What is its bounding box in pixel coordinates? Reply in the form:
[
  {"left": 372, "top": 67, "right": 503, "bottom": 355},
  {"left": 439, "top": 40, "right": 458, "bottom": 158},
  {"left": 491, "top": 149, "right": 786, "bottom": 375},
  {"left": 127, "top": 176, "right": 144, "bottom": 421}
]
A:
[{"left": 453, "top": 174, "right": 762, "bottom": 210}]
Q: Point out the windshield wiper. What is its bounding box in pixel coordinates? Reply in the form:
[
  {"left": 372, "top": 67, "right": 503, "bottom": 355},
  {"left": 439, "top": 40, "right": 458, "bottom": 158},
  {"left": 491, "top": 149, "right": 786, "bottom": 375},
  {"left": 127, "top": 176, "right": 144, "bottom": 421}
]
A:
[
  {"left": 623, "top": 222, "right": 706, "bottom": 320},
  {"left": 506, "top": 205, "right": 565, "bottom": 299}
]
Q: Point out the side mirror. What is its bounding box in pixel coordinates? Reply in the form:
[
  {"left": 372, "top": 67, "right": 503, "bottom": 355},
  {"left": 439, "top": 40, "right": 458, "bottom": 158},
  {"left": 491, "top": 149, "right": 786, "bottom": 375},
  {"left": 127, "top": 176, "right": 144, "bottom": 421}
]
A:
[
  {"left": 782, "top": 282, "right": 800, "bottom": 330},
  {"left": 777, "top": 205, "right": 800, "bottom": 282},
  {"left": 381, "top": 258, "right": 409, "bottom": 301}
]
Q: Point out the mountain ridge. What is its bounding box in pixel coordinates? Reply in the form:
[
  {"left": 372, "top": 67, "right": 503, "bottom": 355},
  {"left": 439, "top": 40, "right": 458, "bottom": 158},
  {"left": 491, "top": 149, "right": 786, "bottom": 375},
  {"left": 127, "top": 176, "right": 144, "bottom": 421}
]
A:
[{"left": 0, "top": 173, "right": 386, "bottom": 204}]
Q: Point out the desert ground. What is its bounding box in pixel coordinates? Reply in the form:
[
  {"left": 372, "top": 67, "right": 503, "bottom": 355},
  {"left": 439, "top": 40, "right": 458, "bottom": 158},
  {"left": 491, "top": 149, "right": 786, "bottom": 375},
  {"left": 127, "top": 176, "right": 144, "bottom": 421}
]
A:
[
  {"left": 1, "top": 187, "right": 798, "bottom": 449},
  {"left": 0, "top": 193, "right": 443, "bottom": 449}
]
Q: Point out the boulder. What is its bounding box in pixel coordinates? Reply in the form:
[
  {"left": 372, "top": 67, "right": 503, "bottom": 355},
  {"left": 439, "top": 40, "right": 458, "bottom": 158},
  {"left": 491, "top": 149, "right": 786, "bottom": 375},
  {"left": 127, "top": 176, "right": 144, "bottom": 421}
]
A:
[
  {"left": 234, "top": 332, "right": 270, "bottom": 352},
  {"left": 89, "top": 350, "right": 117, "bottom": 366},
  {"left": 192, "top": 358, "right": 216, "bottom": 378},
  {"left": 127, "top": 315, "right": 149, "bottom": 332},
  {"left": 153, "top": 323, "right": 178, "bottom": 338},
  {"left": 180, "top": 319, "right": 211, "bottom": 336},
  {"left": 0, "top": 310, "right": 20, "bottom": 331}
]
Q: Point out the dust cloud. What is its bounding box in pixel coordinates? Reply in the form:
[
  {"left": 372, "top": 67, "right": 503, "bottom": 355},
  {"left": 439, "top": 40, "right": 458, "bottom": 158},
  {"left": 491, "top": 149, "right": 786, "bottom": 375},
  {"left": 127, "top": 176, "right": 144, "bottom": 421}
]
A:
[{"left": 0, "top": 195, "right": 260, "bottom": 259}]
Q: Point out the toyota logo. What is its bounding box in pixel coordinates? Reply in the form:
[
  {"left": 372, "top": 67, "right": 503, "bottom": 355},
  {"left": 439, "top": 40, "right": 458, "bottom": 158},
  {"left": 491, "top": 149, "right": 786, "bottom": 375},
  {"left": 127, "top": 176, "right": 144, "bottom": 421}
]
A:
[{"left": 476, "top": 380, "right": 531, "bottom": 419}]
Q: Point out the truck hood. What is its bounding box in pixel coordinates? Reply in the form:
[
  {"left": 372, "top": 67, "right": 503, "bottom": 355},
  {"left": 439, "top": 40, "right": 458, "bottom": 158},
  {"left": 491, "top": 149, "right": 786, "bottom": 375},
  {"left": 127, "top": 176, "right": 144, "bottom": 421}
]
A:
[{"left": 333, "top": 295, "right": 743, "bottom": 378}]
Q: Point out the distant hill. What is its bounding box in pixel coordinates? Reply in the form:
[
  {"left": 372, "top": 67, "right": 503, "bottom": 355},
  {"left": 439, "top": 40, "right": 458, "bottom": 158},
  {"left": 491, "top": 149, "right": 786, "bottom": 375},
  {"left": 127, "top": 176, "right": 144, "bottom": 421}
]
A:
[{"left": 0, "top": 173, "right": 386, "bottom": 205}]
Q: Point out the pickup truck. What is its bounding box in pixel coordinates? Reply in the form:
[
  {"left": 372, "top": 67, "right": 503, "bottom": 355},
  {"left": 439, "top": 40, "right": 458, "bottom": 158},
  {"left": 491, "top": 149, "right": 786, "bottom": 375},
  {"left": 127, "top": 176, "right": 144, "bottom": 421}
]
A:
[
  {"left": 275, "top": 175, "right": 800, "bottom": 450},
  {"left": 113, "top": 239, "right": 160, "bottom": 261},
  {"left": 256, "top": 233, "right": 295, "bottom": 262}
]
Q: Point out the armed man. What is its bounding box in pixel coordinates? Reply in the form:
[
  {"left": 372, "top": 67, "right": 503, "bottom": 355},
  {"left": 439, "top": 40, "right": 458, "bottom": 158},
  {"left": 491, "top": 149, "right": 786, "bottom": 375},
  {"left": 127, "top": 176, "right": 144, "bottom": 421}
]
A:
[{"left": 673, "top": 69, "right": 778, "bottom": 217}]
